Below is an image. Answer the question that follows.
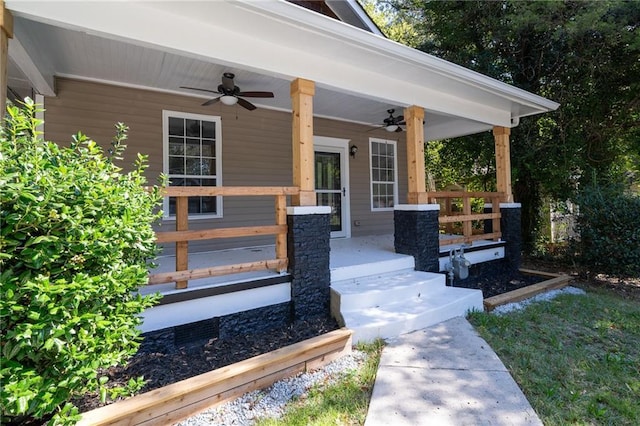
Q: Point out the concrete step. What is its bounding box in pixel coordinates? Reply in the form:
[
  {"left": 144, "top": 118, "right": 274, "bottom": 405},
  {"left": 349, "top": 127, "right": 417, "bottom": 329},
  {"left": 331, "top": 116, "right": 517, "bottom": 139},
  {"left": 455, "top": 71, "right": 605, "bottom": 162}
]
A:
[
  {"left": 330, "top": 255, "right": 415, "bottom": 282},
  {"left": 332, "top": 270, "right": 445, "bottom": 311},
  {"left": 342, "top": 286, "right": 484, "bottom": 343}
]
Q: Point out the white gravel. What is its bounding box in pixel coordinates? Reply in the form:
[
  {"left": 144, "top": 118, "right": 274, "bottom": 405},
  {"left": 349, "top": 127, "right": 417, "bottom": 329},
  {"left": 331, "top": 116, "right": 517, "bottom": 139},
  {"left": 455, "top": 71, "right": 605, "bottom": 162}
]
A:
[
  {"left": 492, "top": 285, "right": 586, "bottom": 315},
  {"left": 177, "top": 350, "right": 367, "bottom": 426}
]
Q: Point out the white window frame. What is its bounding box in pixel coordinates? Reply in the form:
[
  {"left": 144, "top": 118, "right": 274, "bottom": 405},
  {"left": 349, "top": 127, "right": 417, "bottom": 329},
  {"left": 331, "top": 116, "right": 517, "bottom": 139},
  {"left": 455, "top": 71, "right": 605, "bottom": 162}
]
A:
[
  {"left": 369, "top": 138, "right": 398, "bottom": 211},
  {"left": 162, "top": 110, "right": 223, "bottom": 220}
]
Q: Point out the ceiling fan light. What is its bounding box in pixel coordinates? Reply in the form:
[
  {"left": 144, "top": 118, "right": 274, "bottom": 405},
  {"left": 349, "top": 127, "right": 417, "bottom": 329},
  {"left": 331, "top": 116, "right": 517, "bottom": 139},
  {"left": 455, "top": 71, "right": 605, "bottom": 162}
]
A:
[
  {"left": 220, "top": 95, "right": 238, "bottom": 106},
  {"left": 385, "top": 124, "right": 399, "bottom": 132}
]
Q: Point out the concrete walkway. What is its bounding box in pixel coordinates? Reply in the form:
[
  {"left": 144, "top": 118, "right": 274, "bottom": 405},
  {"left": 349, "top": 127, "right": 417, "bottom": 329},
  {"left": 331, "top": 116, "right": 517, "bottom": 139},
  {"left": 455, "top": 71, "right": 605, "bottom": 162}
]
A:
[{"left": 365, "top": 316, "right": 542, "bottom": 426}]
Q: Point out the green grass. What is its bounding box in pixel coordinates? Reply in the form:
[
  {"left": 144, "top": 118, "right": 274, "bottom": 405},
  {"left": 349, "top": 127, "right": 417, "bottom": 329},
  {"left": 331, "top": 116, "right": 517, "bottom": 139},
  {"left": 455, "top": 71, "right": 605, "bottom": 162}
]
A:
[
  {"left": 255, "top": 339, "right": 384, "bottom": 426},
  {"left": 468, "top": 288, "right": 640, "bottom": 425}
]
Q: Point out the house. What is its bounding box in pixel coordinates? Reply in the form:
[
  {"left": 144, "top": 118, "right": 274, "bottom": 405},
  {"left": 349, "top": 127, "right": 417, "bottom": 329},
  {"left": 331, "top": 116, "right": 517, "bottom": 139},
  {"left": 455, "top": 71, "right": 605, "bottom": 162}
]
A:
[{"left": 2, "top": 0, "right": 559, "bottom": 343}]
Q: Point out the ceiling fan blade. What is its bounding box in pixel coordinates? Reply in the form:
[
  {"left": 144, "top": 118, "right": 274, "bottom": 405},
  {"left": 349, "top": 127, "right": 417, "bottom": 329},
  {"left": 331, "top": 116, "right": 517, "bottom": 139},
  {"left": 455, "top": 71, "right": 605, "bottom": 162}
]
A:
[
  {"left": 237, "top": 91, "right": 274, "bottom": 98},
  {"left": 395, "top": 126, "right": 404, "bottom": 132},
  {"left": 237, "top": 97, "right": 257, "bottom": 111},
  {"left": 222, "top": 73, "right": 235, "bottom": 91},
  {"left": 180, "top": 86, "right": 221, "bottom": 95},
  {"left": 202, "top": 96, "right": 221, "bottom": 106},
  {"left": 396, "top": 115, "right": 405, "bottom": 123}
]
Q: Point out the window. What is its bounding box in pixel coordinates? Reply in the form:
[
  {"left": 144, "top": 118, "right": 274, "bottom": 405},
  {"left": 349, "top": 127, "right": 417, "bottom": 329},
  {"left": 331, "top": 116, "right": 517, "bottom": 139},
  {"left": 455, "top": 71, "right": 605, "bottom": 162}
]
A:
[
  {"left": 370, "top": 138, "right": 398, "bottom": 211},
  {"left": 163, "top": 110, "right": 222, "bottom": 219}
]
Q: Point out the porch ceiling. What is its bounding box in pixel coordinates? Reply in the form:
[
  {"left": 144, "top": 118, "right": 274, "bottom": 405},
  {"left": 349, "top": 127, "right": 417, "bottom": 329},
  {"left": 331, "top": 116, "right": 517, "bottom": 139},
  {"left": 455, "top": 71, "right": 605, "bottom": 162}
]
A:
[{"left": 6, "top": 0, "right": 559, "bottom": 141}]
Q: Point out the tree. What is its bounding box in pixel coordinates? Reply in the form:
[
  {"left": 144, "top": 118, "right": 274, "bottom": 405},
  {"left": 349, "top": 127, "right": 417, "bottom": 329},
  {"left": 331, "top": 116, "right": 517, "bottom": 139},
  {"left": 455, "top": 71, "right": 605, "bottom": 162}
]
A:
[{"left": 378, "top": 0, "right": 640, "bottom": 248}]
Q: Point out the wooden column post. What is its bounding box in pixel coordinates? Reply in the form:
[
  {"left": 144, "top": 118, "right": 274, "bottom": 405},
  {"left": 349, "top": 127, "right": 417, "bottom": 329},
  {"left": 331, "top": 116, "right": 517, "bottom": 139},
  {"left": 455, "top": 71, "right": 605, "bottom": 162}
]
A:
[
  {"left": 404, "top": 105, "right": 428, "bottom": 204},
  {"left": 290, "top": 78, "right": 316, "bottom": 206},
  {"left": 493, "top": 126, "right": 513, "bottom": 203},
  {"left": 1, "top": 1, "right": 14, "bottom": 113}
]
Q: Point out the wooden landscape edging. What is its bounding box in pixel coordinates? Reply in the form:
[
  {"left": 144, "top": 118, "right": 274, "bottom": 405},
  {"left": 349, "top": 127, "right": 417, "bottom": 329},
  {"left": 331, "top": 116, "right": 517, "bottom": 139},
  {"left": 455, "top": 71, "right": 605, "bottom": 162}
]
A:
[
  {"left": 78, "top": 328, "right": 353, "bottom": 426},
  {"left": 483, "top": 269, "right": 573, "bottom": 311}
]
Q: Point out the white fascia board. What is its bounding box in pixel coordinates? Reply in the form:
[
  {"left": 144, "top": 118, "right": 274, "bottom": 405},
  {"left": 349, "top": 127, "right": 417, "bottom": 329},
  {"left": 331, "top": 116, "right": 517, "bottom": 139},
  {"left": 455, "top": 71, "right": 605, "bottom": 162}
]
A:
[
  {"left": 7, "top": 1, "right": 558, "bottom": 125},
  {"left": 238, "top": 0, "right": 560, "bottom": 113},
  {"left": 8, "top": 36, "right": 55, "bottom": 97}
]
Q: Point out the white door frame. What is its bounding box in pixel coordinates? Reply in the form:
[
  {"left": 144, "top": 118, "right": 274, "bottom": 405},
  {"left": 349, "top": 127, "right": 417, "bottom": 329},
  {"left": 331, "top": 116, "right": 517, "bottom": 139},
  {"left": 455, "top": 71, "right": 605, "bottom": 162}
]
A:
[{"left": 314, "top": 136, "right": 351, "bottom": 238}]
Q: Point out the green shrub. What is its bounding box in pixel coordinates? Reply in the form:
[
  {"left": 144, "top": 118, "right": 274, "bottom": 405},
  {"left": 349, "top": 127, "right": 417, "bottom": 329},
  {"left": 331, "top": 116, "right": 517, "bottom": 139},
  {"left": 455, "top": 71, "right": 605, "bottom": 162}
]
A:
[
  {"left": 0, "top": 99, "right": 163, "bottom": 424},
  {"left": 573, "top": 183, "right": 640, "bottom": 277}
]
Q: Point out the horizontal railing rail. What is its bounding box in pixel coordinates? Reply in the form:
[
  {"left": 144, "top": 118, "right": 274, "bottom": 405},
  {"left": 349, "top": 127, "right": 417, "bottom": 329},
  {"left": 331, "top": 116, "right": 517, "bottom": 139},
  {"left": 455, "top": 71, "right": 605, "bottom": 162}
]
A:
[
  {"left": 426, "top": 191, "right": 504, "bottom": 247},
  {"left": 149, "top": 186, "right": 299, "bottom": 289}
]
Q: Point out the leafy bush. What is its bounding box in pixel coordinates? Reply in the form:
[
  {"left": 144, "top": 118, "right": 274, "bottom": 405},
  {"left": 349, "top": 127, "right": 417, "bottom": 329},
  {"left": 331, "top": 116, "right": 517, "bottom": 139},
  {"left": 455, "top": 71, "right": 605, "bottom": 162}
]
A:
[
  {"left": 573, "top": 183, "right": 640, "bottom": 277},
  {"left": 0, "top": 100, "right": 163, "bottom": 424}
]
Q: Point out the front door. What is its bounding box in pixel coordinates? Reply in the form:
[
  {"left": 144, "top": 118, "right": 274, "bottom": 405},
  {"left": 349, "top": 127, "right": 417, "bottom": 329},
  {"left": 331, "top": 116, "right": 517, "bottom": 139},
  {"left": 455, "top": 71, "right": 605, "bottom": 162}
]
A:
[{"left": 314, "top": 137, "right": 350, "bottom": 238}]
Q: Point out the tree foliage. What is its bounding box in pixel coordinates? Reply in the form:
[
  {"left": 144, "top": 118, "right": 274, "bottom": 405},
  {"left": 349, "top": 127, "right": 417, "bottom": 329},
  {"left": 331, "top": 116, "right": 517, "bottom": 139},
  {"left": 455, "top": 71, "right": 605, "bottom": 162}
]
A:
[
  {"left": 0, "top": 100, "right": 163, "bottom": 424},
  {"left": 377, "top": 0, "right": 640, "bottom": 248},
  {"left": 573, "top": 183, "right": 640, "bottom": 277}
]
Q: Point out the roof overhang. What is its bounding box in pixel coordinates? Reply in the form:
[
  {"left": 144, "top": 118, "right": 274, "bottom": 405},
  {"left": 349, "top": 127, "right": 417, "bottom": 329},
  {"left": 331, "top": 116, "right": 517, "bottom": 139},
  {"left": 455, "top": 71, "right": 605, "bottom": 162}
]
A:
[{"left": 6, "top": 0, "right": 559, "bottom": 141}]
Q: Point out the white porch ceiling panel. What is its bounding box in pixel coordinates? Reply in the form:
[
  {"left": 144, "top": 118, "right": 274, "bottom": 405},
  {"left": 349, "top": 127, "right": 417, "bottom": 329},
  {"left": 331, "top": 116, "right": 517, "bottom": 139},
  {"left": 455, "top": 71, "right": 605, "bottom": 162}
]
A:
[{"left": 6, "top": 0, "right": 559, "bottom": 141}]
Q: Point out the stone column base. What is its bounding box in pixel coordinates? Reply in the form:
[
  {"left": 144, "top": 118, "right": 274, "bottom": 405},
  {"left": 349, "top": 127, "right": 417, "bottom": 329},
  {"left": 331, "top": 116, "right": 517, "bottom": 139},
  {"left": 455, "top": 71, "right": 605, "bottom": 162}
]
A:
[
  {"left": 394, "top": 204, "right": 440, "bottom": 272},
  {"left": 287, "top": 206, "right": 331, "bottom": 321}
]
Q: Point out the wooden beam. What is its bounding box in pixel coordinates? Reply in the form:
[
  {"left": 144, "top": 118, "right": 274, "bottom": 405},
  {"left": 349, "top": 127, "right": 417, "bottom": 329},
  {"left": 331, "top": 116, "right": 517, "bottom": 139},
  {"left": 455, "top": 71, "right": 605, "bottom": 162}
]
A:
[
  {"left": 404, "top": 105, "right": 426, "bottom": 204},
  {"left": 155, "top": 225, "right": 286, "bottom": 244},
  {"left": 175, "top": 196, "right": 189, "bottom": 289},
  {"left": 438, "top": 212, "right": 501, "bottom": 224},
  {"left": 483, "top": 275, "right": 571, "bottom": 311},
  {"left": 291, "top": 78, "right": 316, "bottom": 206},
  {"left": 426, "top": 191, "right": 506, "bottom": 199},
  {"left": 462, "top": 195, "right": 472, "bottom": 239},
  {"left": 493, "top": 126, "right": 513, "bottom": 202},
  {"left": 160, "top": 186, "right": 299, "bottom": 197},
  {"left": 491, "top": 195, "right": 501, "bottom": 239},
  {"left": 78, "top": 329, "right": 352, "bottom": 426},
  {"left": 440, "top": 232, "right": 502, "bottom": 247},
  {"left": 275, "top": 194, "right": 287, "bottom": 261},
  {"left": 1, "top": 1, "right": 14, "bottom": 112},
  {"left": 148, "top": 259, "right": 288, "bottom": 285}
]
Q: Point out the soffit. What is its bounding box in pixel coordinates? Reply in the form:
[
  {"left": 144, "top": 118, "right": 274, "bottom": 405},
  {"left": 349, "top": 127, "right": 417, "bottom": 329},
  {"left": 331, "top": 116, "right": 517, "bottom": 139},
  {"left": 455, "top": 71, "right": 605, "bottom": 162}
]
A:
[{"left": 6, "top": 0, "right": 558, "bottom": 140}]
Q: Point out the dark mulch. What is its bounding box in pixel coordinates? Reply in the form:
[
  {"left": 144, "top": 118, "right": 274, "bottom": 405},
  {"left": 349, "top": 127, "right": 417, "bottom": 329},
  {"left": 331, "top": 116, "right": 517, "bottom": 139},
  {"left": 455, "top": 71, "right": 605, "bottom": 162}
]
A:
[
  {"left": 75, "top": 316, "right": 340, "bottom": 413},
  {"left": 453, "top": 268, "right": 544, "bottom": 298},
  {"left": 75, "top": 267, "right": 555, "bottom": 414}
]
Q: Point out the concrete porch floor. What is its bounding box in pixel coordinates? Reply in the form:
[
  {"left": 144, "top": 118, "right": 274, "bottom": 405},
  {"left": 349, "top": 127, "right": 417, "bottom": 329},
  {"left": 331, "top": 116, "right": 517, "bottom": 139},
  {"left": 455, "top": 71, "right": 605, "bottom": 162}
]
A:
[
  {"left": 143, "top": 234, "right": 501, "bottom": 296},
  {"left": 145, "top": 234, "right": 405, "bottom": 295}
]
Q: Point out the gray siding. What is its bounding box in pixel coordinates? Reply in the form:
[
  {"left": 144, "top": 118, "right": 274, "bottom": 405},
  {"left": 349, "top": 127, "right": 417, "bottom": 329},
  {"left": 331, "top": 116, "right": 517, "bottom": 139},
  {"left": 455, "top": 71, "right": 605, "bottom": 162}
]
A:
[{"left": 43, "top": 78, "right": 406, "bottom": 253}]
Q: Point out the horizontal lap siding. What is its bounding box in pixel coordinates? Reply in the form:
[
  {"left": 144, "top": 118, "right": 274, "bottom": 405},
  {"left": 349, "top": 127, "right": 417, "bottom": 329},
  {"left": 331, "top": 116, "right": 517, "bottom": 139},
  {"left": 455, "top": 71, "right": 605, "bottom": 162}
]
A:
[
  {"left": 43, "top": 78, "right": 402, "bottom": 253},
  {"left": 314, "top": 118, "right": 408, "bottom": 237}
]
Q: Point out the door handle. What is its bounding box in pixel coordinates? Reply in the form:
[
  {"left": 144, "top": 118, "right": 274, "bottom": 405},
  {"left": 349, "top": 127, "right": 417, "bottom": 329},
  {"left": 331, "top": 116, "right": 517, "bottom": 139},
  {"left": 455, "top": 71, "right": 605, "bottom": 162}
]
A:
[{"left": 342, "top": 187, "right": 346, "bottom": 196}]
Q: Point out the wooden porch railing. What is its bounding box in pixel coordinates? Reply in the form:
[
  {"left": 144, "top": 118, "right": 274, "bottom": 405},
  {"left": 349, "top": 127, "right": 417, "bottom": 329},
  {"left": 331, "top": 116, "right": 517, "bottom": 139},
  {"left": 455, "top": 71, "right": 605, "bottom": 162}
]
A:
[
  {"left": 148, "top": 186, "right": 299, "bottom": 289},
  {"left": 426, "top": 191, "right": 504, "bottom": 246}
]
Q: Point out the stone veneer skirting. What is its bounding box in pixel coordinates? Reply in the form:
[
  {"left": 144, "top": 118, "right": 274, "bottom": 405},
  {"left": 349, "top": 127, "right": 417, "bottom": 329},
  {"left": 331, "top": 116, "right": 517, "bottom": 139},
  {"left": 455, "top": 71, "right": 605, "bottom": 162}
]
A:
[
  {"left": 484, "top": 203, "right": 522, "bottom": 271},
  {"left": 394, "top": 205, "right": 440, "bottom": 272}
]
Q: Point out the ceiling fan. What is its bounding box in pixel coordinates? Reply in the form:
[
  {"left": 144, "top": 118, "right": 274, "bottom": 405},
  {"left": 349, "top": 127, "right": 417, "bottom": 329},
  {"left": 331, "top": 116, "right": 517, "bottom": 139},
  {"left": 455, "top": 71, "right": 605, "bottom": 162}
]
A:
[
  {"left": 371, "top": 109, "right": 406, "bottom": 132},
  {"left": 180, "top": 72, "right": 274, "bottom": 111}
]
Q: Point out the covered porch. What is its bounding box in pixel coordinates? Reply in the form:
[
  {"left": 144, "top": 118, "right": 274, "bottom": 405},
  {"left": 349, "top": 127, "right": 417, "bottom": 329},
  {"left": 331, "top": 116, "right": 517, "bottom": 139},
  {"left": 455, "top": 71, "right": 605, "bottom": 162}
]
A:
[
  {"left": 141, "top": 231, "right": 501, "bottom": 340},
  {"left": 2, "top": 0, "right": 558, "bottom": 341},
  {"left": 145, "top": 231, "right": 507, "bottom": 297}
]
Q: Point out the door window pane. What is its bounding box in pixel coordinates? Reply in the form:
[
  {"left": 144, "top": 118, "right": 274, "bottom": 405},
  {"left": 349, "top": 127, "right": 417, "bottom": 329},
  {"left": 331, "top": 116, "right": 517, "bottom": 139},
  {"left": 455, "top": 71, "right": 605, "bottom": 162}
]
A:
[{"left": 315, "top": 152, "right": 341, "bottom": 191}]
